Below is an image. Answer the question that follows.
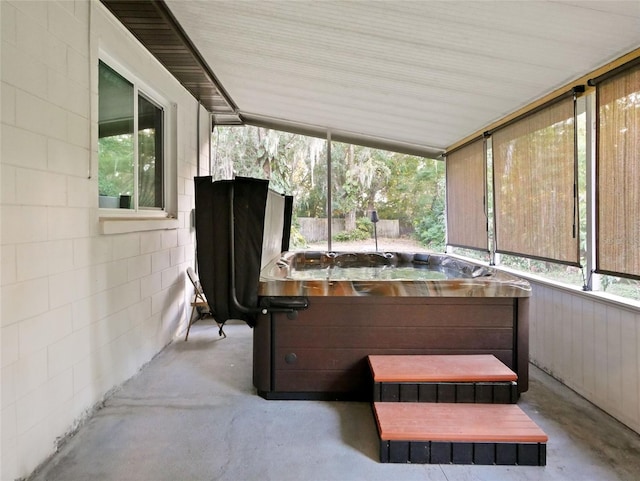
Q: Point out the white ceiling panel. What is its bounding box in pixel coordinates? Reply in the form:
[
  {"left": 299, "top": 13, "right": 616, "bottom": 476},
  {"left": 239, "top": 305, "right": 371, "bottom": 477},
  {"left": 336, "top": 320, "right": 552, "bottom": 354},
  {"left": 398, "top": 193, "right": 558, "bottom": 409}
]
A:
[{"left": 166, "top": 0, "right": 640, "bottom": 155}]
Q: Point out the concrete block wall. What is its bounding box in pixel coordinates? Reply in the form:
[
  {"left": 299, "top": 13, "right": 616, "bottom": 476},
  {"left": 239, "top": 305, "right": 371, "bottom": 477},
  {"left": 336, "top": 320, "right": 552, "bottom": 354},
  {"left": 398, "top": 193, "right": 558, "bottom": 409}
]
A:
[{"left": 1, "top": 2, "right": 208, "bottom": 479}]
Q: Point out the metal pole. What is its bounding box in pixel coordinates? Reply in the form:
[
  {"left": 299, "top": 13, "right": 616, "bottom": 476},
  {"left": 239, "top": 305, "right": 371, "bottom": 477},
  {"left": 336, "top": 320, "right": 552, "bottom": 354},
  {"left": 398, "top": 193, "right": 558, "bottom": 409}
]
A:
[
  {"left": 371, "top": 210, "right": 379, "bottom": 251},
  {"left": 374, "top": 222, "right": 378, "bottom": 251},
  {"left": 327, "top": 131, "right": 332, "bottom": 252}
]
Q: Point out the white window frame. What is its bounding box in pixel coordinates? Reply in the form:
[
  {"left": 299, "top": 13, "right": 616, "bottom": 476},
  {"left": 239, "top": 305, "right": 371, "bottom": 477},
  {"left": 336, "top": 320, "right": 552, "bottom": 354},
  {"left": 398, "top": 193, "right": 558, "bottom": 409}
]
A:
[{"left": 97, "top": 52, "right": 176, "bottom": 221}]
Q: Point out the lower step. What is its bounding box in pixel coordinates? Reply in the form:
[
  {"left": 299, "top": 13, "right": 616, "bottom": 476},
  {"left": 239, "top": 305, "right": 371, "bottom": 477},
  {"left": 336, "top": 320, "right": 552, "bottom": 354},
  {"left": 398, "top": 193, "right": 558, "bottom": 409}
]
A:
[
  {"left": 374, "top": 402, "right": 548, "bottom": 465},
  {"left": 379, "top": 438, "right": 546, "bottom": 465},
  {"left": 369, "top": 354, "right": 518, "bottom": 403}
]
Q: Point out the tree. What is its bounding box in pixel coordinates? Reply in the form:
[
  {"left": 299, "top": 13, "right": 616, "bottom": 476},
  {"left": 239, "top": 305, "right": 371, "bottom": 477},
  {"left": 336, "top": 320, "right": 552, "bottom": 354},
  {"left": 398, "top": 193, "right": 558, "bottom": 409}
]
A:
[
  {"left": 98, "top": 134, "right": 133, "bottom": 196},
  {"left": 211, "top": 126, "right": 445, "bottom": 246}
]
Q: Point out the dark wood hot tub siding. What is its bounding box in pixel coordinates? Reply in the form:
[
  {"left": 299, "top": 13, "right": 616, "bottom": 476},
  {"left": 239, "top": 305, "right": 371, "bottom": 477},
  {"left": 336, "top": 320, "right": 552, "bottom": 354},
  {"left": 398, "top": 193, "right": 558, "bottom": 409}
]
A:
[{"left": 253, "top": 296, "right": 529, "bottom": 400}]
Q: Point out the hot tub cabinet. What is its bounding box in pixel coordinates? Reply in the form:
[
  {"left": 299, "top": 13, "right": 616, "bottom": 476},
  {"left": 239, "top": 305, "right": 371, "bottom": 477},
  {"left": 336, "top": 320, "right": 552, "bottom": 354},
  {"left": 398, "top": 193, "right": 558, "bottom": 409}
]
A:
[{"left": 254, "top": 252, "right": 531, "bottom": 401}]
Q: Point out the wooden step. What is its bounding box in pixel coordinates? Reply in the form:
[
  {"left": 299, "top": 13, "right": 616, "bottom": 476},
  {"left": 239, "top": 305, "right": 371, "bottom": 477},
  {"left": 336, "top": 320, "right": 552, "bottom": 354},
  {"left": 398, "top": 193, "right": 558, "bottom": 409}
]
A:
[
  {"left": 369, "top": 354, "right": 518, "bottom": 403},
  {"left": 374, "top": 402, "right": 548, "bottom": 465}
]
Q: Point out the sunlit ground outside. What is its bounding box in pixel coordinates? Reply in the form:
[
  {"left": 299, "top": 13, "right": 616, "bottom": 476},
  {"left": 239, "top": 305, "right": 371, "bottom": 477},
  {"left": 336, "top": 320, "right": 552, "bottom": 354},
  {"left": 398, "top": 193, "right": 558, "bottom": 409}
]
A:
[{"left": 305, "top": 236, "right": 432, "bottom": 253}]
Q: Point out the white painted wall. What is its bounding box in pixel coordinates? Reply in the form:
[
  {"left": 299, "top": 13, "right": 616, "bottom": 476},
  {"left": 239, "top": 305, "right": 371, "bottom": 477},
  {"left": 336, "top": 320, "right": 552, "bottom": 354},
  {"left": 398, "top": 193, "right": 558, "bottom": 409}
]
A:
[
  {"left": 1, "top": 2, "right": 209, "bottom": 479},
  {"left": 529, "top": 281, "right": 640, "bottom": 434}
]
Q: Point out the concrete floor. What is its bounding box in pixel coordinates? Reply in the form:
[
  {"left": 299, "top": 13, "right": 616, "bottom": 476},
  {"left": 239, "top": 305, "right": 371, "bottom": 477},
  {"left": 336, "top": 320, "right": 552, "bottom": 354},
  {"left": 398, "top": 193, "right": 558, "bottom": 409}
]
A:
[{"left": 29, "top": 320, "right": 640, "bottom": 481}]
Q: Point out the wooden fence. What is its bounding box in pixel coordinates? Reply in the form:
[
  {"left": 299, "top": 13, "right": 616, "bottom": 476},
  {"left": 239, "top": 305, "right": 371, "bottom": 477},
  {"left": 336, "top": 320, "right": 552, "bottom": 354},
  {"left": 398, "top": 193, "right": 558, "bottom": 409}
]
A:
[{"left": 297, "top": 217, "right": 399, "bottom": 242}]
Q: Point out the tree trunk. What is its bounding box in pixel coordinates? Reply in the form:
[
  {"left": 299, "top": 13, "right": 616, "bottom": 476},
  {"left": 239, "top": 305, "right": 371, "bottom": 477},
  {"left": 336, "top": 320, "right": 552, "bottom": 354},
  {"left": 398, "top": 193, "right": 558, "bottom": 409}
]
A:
[
  {"left": 345, "top": 144, "right": 357, "bottom": 230},
  {"left": 345, "top": 210, "right": 356, "bottom": 231}
]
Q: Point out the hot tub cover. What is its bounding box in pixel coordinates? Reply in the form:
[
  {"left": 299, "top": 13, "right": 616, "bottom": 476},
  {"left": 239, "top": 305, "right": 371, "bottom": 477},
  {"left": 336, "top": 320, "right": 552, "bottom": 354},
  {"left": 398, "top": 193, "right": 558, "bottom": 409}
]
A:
[{"left": 194, "top": 176, "right": 292, "bottom": 327}]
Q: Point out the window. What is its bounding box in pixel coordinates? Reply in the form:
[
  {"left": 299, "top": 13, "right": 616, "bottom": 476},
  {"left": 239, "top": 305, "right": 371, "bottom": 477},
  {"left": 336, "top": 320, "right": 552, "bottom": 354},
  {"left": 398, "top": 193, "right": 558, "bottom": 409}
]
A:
[
  {"left": 448, "top": 91, "right": 640, "bottom": 302},
  {"left": 212, "top": 126, "right": 328, "bottom": 250},
  {"left": 445, "top": 138, "right": 487, "bottom": 252},
  {"left": 594, "top": 62, "right": 640, "bottom": 280},
  {"left": 98, "top": 60, "right": 164, "bottom": 211},
  {"left": 492, "top": 95, "right": 579, "bottom": 266},
  {"left": 211, "top": 126, "right": 445, "bottom": 253}
]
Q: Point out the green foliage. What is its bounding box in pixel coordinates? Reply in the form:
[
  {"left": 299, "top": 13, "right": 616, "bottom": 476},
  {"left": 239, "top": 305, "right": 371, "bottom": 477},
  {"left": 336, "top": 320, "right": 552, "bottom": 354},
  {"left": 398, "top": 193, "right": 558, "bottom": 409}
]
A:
[
  {"left": 413, "top": 192, "right": 446, "bottom": 250},
  {"left": 99, "top": 130, "right": 160, "bottom": 207},
  {"left": 138, "top": 129, "right": 160, "bottom": 208},
  {"left": 212, "top": 125, "right": 446, "bottom": 245},
  {"left": 99, "top": 135, "right": 133, "bottom": 197},
  {"left": 288, "top": 224, "right": 308, "bottom": 249},
  {"left": 98, "top": 175, "right": 120, "bottom": 197},
  {"left": 333, "top": 217, "right": 373, "bottom": 242},
  {"left": 330, "top": 143, "right": 392, "bottom": 218},
  {"left": 412, "top": 173, "right": 446, "bottom": 250},
  {"left": 601, "top": 277, "right": 640, "bottom": 300}
]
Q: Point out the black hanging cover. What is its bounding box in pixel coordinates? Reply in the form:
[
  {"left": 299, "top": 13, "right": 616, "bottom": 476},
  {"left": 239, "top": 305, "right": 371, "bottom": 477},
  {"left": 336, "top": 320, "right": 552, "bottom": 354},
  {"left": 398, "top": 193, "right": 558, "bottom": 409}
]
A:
[
  {"left": 281, "top": 195, "right": 294, "bottom": 253},
  {"left": 194, "top": 176, "right": 289, "bottom": 327}
]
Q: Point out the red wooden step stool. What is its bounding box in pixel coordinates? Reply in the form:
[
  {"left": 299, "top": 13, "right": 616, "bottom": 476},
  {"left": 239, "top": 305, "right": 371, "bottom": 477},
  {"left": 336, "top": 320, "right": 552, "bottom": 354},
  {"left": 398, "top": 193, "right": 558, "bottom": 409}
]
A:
[
  {"left": 374, "top": 402, "right": 548, "bottom": 465},
  {"left": 368, "top": 354, "right": 518, "bottom": 403}
]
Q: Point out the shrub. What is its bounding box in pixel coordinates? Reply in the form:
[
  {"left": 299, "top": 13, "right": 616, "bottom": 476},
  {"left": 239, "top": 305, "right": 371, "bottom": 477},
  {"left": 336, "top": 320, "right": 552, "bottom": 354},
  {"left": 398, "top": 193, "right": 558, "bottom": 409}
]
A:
[
  {"left": 289, "top": 224, "right": 308, "bottom": 249},
  {"left": 413, "top": 197, "right": 445, "bottom": 250},
  {"left": 333, "top": 217, "right": 373, "bottom": 242}
]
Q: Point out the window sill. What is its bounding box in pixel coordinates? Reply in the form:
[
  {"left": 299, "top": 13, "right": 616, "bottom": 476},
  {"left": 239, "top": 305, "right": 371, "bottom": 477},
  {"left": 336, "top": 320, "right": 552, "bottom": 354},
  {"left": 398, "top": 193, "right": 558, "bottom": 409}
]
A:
[
  {"left": 99, "top": 216, "right": 179, "bottom": 235},
  {"left": 494, "top": 264, "right": 640, "bottom": 313},
  {"left": 447, "top": 253, "right": 640, "bottom": 312}
]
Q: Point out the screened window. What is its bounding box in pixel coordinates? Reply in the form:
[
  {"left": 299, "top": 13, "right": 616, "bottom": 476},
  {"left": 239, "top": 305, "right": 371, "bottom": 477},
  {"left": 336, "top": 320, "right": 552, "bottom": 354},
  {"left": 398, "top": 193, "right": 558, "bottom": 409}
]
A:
[
  {"left": 595, "top": 63, "right": 640, "bottom": 280},
  {"left": 212, "top": 126, "right": 328, "bottom": 250},
  {"left": 492, "top": 95, "right": 579, "bottom": 266},
  {"left": 212, "top": 126, "right": 445, "bottom": 252},
  {"left": 445, "top": 139, "right": 487, "bottom": 251},
  {"left": 98, "top": 60, "right": 164, "bottom": 211}
]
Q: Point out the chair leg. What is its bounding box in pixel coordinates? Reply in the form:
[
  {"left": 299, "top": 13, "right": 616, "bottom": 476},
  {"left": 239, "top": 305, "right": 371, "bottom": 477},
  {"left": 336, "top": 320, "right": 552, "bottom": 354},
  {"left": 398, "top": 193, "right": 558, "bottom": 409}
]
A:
[
  {"left": 185, "top": 305, "right": 197, "bottom": 341},
  {"left": 217, "top": 322, "right": 227, "bottom": 338}
]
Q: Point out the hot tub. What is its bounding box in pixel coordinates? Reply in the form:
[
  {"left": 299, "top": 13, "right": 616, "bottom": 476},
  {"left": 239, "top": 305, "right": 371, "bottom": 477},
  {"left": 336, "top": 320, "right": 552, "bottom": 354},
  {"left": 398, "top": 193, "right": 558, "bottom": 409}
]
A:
[
  {"left": 192, "top": 178, "right": 531, "bottom": 402},
  {"left": 254, "top": 251, "right": 531, "bottom": 400}
]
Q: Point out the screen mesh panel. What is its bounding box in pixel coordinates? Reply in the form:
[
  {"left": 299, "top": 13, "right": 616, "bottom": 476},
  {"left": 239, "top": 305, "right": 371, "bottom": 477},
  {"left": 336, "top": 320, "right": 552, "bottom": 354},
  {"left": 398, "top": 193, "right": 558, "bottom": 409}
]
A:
[
  {"left": 596, "top": 64, "right": 640, "bottom": 279},
  {"left": 493, "top": 97, "right": 579, "bottom": 265},
  {"left": 446, "top": 139, "right": 488, "bottom": 251}
]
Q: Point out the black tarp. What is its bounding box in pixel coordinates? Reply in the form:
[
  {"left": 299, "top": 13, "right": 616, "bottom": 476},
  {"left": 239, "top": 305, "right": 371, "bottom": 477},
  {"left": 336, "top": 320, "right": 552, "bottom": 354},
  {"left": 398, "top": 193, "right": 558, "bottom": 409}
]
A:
[
  {"left": 281, "top": 195, "right": 294, "bottom": 253},
  {"left": 194, "top": 176, "right": 288, "bottom": 327}
]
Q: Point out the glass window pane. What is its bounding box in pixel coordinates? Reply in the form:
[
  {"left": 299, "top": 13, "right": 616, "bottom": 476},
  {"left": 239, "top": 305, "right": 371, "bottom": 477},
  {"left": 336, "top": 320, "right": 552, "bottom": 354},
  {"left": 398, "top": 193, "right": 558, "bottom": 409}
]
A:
[
  {"left": 98, "top": 61, "right": 134, "bottom": 208},
  {"left": 291, "top": 136, "right": 327, "bottom": 251},
  {"left": 599, "top": 275, "right": 640, "bottom": 301},
  {"left": 138, "top": 94, "right": 164, "bottom": 209},
  {"left": 212, "top": 127, "right": 445, "bottom": 253},
  {"left": 212, "top": 126, "right": 328, "bottom": 251},
  {"left": 330, "top": 142, "right": 444, "bottom": 253}
]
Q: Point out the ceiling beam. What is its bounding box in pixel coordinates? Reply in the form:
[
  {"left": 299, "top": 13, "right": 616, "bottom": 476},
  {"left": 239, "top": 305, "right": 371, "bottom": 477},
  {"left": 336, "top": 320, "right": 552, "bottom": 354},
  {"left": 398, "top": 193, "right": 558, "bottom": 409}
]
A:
[
  {"left": 242, "top": 112, "right": 445, "bottom": 159},
  {"left": 99, "top": 0, "right": 241, "bottom": 124}
]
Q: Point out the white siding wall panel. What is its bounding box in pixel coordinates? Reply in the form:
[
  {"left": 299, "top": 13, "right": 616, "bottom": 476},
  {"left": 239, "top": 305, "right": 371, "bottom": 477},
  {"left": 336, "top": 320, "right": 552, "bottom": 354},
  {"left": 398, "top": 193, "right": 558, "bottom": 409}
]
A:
[
  {"left": 529, "top": 282, "right": 640, "bottom": 434},
  {"left": 581, "top": 296, "right": 597, "bottom": 398},
  {"left": 593, "top": 301, "right": 609, "bottom": 407},
  {"left": 607, "top": 306, "right": 623, "bottom": 413},
  {"left": 570, "top": 293, "right": 584, "bottom": 389},
  {"left": 621, "top": 310, "right": 639, "bottom": 425}
]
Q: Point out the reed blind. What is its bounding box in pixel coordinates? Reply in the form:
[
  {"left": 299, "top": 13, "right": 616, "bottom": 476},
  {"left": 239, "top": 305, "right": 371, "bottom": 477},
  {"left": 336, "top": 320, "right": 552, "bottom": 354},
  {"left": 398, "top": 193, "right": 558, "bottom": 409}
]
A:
[
  {"left": 595, "top": 63, "right": 640, "bottom": 280},
  {"left": 446, "top": 139, "right": 488, "bottom": 251},
  {"left": 492, "top": 96, "right": 579, "bottom": 265}
]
